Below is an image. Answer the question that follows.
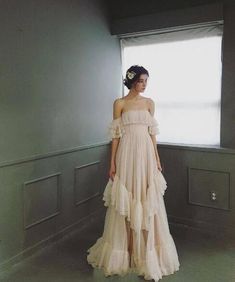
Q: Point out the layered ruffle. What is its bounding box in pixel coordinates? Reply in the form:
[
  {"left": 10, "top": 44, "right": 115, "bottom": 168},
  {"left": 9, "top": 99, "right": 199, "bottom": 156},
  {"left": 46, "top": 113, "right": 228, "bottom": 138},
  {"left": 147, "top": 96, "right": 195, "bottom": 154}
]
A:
[
  {"left": 122, "top": 110, "right": 152, "bottom": 125},
  {"left": 148, "top": 115, "right": 160, "bottom": 135},
  {"left": 103, "top": 174, "right": 131, "bottom": 220},
  {"left": 141, "top": 237, "right": 180, "bottom": 281},
  {"left": 108, "top": 117, "right": 125, "bottom": 139},
  {"left": 87, "top": 173, "right": 180, "bottom": 281},
  {"left": 103, "top": 172, "right": 167, "bottom": 232},
  {"left": 87, "top": 237, "right": 130, "bottom": 277},
  {"left": 87, "top": 235, "right": 179, "bottom": 281},
  {"left": 108, "top": 110, "right": 160, "bottom": 139}
]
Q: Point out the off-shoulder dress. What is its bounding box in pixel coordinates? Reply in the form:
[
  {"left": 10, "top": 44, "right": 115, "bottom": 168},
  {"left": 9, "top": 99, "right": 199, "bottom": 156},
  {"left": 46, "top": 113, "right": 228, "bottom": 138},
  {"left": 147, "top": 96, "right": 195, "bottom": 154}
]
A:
[{"left": 87, "top": 109, "right": 180, "bottom": 282}]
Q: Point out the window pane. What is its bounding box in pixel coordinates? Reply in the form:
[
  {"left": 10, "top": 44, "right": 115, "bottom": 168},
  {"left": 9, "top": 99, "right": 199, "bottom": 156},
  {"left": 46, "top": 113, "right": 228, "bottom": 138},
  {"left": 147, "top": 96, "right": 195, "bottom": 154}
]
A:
[{"left": 122, "top": 35, "right": 222, "bottom": 146}]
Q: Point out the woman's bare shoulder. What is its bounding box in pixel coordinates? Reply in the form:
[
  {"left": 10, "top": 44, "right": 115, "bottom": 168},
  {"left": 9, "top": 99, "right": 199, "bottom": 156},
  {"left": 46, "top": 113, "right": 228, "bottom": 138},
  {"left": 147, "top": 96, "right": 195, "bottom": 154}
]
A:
[
  {"left": 112, "top": 97, "right": 125, "bottom": 117},
  {"left": 113, "top": 97, "right": 125, "bottom": 108},
  {"left": 146, "top": 97, "right": 155, "bottom": 106},
  {"left": 146, "top": 98, "right": 156, "bottom": 115}
]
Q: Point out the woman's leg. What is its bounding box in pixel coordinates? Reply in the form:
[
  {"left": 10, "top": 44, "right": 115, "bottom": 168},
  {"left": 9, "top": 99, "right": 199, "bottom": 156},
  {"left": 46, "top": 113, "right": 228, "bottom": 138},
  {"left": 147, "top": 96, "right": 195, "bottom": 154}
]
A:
[
  {"left": 125, "top": 218, "right": 133, "bottom": 266},
  {"left": 143, "top": 229, "right": 148, "bottom": 245}
]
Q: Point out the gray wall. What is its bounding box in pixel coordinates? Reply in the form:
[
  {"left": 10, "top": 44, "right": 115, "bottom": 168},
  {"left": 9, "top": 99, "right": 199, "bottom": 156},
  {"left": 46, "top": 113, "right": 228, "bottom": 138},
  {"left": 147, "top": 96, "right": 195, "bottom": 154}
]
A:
[
  {"left": 0, "top": 0, "right": 121, "bottom": 269},
  {"left": 108, "top": 1, "right": 235, "bottom": 238},
  {"left": 0, "top": 0, "right": 121, "bottom": 161}
]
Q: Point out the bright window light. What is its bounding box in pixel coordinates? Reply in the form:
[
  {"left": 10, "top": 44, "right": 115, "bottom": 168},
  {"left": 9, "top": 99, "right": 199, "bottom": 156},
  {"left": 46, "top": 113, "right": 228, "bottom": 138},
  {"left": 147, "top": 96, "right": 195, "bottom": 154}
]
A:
[{"left": 121, "top": 33, "right": 222, "bottom": 146}]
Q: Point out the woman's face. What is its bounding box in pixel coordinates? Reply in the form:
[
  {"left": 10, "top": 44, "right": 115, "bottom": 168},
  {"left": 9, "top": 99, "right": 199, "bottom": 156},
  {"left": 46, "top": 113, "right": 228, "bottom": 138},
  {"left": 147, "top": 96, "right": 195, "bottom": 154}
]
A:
[{"left": 132, "top": 74, "right": 149, "bottom": 92}]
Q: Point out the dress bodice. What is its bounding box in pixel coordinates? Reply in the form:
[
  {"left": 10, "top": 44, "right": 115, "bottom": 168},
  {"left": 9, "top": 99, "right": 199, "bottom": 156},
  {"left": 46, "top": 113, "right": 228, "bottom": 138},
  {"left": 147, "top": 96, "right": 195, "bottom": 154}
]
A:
[{"left": 108, "top": 110, "right": 160, "bottom": 139}]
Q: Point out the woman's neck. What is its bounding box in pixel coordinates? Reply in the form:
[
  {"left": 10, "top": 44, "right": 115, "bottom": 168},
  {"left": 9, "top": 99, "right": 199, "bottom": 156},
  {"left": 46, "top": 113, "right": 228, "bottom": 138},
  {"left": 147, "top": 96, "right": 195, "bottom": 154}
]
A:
[{"left": 125, "top": 90, "right": 141, "bottom": 100}]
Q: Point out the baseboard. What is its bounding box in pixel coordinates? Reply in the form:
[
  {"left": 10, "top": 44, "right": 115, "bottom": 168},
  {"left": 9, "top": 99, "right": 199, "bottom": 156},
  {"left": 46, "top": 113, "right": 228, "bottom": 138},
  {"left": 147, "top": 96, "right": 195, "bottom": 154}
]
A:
[{"left": 168, "top": 214, "right": 235, "bottom": 240}]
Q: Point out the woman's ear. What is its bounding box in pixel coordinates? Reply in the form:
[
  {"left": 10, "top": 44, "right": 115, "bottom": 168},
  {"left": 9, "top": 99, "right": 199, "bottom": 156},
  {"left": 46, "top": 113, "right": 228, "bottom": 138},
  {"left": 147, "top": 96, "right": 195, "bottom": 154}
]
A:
[{"left": 131, "top": 81, "right": 137, "bottom": 89}]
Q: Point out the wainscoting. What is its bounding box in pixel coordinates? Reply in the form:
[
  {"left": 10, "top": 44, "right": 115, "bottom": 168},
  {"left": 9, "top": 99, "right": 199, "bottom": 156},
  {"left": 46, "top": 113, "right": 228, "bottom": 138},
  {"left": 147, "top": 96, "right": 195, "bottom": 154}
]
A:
[
  {"left": 0, "top": 142, "right": 110, "bottom": 271},
  {"left": 0, "top": 142, "right": 234, "bottom": 272},
  {"left": 160, "top": 143, "right": 235, "bottom": 239}
]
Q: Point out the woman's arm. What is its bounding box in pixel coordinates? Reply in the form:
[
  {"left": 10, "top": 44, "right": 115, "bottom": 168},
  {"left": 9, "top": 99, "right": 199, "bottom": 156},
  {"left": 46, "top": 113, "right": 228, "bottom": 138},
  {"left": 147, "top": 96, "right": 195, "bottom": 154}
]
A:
[
  {"left": 150, "top": 135, "right": 161, "bottom": 163},
  {"left": 110, "top": 98, "right": 123, "bottom": 163},
  {"left": 110, "top": 138, "right": 120, "bottom": 166},
  {"left": 148, "top": 98, "right": 162, "bottom": 171},
  {"left": 109, "top": 99, "right": 123, "bottom": 179}
]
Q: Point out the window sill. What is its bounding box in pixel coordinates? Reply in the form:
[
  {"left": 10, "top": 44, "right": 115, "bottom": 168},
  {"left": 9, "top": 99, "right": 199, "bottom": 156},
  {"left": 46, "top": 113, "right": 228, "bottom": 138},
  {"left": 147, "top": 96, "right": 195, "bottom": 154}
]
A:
[{"left": 157, "top": 142, "right": 235, "bottom": 155}]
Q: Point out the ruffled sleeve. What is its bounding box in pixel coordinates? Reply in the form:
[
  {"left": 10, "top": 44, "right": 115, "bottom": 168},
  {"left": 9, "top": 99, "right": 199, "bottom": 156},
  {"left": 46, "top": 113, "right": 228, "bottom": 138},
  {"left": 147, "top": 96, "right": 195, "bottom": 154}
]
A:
[
  {"left": 148, "top": 115, "right": 160, "bottom": 135},
  {"left": 108, "top": 117, "right": 125, "bottom": 139}
]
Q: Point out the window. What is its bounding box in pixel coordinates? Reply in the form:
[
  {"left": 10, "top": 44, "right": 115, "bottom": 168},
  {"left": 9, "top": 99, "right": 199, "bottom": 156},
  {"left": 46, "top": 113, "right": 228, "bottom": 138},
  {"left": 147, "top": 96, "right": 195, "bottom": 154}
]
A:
[{"left": 120, "top": 24, "right": 223, "bottom": 146}]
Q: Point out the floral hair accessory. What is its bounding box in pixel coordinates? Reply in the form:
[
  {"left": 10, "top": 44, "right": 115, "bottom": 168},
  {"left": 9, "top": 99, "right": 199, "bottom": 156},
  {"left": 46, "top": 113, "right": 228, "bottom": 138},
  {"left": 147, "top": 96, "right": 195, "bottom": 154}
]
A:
[{"left": 126, "top": 71, "right": 136, "bottom": 80}]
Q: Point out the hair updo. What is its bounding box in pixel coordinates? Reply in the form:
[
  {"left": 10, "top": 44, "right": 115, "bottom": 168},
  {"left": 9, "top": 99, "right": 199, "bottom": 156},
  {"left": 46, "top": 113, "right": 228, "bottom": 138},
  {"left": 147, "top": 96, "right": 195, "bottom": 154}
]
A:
[{"left": 123, "top": 65, "right": 149, "bottom": 90}]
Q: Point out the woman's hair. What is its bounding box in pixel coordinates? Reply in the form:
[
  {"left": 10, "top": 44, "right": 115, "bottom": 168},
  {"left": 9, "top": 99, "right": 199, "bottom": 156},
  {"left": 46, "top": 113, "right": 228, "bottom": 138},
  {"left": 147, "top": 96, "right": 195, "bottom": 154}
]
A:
[{"left": 123, "top": 65, "right": 149, "bottom": 90}]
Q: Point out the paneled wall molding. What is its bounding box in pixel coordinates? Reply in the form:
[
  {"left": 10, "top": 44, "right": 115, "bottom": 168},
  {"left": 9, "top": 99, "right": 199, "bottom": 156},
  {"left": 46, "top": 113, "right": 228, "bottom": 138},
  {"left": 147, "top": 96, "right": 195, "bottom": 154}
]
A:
[
  {"left": 1, "top": 141, "right": 235, "bottom": 170},
  {"left": 111, "top": 3, "right": 224, "bottom": 36},
  {"left": 0, "top": 141, "right": 109, "bottom": 169},
  {"left": 187, "top": 166, "right": 231, "bottom": 211},
  {"left": 0, "top": 144, "right": 109, "bottom": 271},
  {"left": 159, "top": 143, "right": 235, "bottom": 155},
  {"left": 23, "top": 172, "right": 62, "bottom": 229},
  {"left": 74, "top": 160, "right": 102, "bottom": 206}
]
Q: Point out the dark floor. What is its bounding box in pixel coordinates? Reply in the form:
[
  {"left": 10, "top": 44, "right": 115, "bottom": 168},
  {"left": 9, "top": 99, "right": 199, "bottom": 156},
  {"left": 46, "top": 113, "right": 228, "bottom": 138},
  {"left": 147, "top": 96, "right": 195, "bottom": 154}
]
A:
[{"left": 0, "top": 218, "right": 235, "bottom": 282}]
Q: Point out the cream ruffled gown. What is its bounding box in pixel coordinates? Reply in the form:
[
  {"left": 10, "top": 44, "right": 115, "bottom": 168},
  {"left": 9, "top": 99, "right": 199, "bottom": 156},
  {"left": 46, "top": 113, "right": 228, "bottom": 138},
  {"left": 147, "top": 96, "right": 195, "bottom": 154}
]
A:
[{"left": 87, "top": 109, "right": 180, "bottom": 281}]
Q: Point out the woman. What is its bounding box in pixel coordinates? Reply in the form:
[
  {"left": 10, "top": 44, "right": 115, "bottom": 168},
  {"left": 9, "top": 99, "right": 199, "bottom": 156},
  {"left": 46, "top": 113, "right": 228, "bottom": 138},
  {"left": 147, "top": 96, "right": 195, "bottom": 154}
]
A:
[{"left": 87, "top": 65, "right": 180, "bottom": 281}]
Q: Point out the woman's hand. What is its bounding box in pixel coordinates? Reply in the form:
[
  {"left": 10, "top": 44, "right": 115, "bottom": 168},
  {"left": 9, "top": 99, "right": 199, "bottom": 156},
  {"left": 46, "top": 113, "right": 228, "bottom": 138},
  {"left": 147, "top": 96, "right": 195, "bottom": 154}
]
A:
[
  {"left": 109, "top": 162, "right": 116, "bottom": 181},
  {"left": 157, "top": 159, "right": 162, "bottom": 172}
]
